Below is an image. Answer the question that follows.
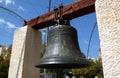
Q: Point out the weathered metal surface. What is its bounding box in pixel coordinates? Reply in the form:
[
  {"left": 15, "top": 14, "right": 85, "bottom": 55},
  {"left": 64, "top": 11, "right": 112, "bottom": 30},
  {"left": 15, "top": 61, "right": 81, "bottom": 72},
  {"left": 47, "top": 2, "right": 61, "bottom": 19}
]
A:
[
  {"left": 35, "top": 20, "right": 90, "bottom": 68},
  {"left": 24, "top": 0, "right": 95, "bottom": 29}
]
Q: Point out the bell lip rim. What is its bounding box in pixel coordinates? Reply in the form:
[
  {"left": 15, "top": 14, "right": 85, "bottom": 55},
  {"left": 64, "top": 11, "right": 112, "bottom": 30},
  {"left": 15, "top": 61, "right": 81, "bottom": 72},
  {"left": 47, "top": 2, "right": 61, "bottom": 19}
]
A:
[
  {"left": 35, "top": 63, "right": 91, "bottom": 69},
  {"left": 35, "top": 57, "right": 91, "bottom": 69}
]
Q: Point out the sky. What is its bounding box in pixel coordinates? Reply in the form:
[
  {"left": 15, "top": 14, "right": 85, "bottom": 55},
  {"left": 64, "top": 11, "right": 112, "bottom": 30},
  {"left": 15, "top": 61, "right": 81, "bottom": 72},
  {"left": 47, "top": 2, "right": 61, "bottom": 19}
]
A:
[{"left": 0, "top": 0, "right": 100, "bottom": 58}]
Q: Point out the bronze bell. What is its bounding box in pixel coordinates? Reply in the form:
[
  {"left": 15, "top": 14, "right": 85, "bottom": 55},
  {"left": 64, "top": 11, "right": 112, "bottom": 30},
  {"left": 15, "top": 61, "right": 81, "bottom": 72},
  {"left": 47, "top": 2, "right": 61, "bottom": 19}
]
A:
[{"left": 36, "top": 20, "right": 90, "bottom": 69}]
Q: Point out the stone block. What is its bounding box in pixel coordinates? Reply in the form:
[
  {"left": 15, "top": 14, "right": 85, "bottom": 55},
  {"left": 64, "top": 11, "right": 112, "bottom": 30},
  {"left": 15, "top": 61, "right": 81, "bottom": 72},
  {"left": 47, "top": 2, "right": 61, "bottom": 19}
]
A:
[{"left": 8, "top": 26, "right": 42, "bottom": 78}]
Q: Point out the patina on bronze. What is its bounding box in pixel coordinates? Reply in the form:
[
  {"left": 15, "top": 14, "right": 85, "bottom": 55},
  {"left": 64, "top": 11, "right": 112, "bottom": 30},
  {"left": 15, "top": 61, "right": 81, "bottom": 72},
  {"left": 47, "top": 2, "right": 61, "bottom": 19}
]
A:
[{"left": 35, "top": 20, "right": 90, "bottom": 68}]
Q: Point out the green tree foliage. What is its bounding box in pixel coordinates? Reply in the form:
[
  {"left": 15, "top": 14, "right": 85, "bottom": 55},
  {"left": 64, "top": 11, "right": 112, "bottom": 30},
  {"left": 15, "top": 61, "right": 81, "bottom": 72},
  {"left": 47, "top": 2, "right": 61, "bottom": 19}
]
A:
[
  {"left": 0, "top": 55, "right": 9, "bottom": 78},
  {"left": 5, "top": 45, "right": 12, "bottom": 61},
  {"left": 0, "top": 45, "right": 12, "bottom": 78},
  {"left": 72, "top": 58, "right": 104, "bottom": 78}
]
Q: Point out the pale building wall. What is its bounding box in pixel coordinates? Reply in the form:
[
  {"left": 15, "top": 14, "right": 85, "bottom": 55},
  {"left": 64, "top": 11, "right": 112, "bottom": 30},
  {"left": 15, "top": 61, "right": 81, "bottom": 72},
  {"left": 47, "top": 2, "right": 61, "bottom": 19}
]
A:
[
  {"left": 95, "top": 0, "right": 120, "bottom": 78},
  {"left": 0, "top": 47, "right": 2, "bottom": 56},
  {"left": 0, "top": 46, "right": 7, "bottom": 57},
  {"left": 8, "top": 26, "right": 42, "bottom": 78}
]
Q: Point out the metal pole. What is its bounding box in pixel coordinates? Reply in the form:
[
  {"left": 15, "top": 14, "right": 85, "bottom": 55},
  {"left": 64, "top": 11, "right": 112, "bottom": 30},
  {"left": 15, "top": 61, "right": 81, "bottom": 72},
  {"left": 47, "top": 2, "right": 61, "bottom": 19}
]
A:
[{"left": 45, "top": 0, "right": 51, "bottom": 45}]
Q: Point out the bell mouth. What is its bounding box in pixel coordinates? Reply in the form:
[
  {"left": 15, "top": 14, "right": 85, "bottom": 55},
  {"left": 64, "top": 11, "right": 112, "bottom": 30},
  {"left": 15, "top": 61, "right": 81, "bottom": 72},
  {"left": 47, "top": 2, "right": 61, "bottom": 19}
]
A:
[{"left": 35, "top": 57, "right": 91, "bottom": 69}]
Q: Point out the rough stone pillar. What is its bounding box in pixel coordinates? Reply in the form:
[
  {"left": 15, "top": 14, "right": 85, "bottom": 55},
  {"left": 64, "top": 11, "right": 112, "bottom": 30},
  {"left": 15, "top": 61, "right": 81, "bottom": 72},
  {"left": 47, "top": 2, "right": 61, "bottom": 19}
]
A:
[
  {"left": 95, "top": 0, "right": 120, "bottom": 78},
  {"left": 8, "top": 26, "right": 42, "bottom": 78}
]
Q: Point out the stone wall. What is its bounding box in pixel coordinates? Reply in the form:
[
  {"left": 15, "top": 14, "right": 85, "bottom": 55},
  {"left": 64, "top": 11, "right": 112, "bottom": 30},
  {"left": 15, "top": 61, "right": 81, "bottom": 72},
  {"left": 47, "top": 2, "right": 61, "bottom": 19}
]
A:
[{"left": 95, "top": 0, "right": 120, "bottom": 78}]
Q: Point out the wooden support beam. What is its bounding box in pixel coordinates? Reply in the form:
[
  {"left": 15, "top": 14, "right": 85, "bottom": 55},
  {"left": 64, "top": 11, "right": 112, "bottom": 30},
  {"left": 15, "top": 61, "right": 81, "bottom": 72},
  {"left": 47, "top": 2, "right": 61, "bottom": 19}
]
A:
[{"left": 24, "top": 0, "right": 95, "bottom": 29}]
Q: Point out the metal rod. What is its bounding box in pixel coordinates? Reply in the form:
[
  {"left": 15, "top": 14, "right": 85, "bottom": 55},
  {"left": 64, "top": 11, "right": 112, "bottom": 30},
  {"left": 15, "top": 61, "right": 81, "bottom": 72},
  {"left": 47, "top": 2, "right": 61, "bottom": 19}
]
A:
[
  {"left": 87, "top": 22, "right": 97, "bottom": 58},
  {"left": 48, "top": 0, "right": 51, "bottom": 12},
  {"left": 0, "top": 5, "right": 26, "bottom": 23},
  {"left": 46, "top": 0, "right": 51, "bottom": 45}
]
